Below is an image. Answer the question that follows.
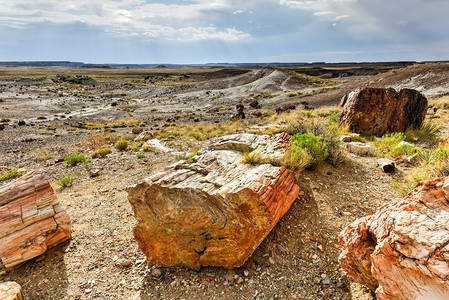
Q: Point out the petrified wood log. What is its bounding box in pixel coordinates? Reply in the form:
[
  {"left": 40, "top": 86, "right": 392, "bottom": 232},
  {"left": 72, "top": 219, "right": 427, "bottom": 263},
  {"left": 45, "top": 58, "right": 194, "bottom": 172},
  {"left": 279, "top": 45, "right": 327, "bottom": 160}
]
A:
[
  {"left": 0, "top": 281, "right": 23, "bottom": 300},
  {"left": 339, "top": 177, "right": 449, "bottom": 300},
  {"left": 0, "top": 171, "right": 71, "bottom": 271},
  {"left": 338, "top": 87, "right": 427, "bottom": 135},
  {"left": 127, "top": 133, "right": 300, "bottom": 270}
]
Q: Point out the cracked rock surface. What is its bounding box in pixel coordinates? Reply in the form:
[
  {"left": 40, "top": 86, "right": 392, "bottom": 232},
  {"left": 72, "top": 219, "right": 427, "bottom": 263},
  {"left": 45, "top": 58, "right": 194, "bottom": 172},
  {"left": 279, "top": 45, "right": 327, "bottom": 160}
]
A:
[
  {"left": 127, "top": 133, "right": 300, "bottom": 270},
  {"left": 338, "top": 176, "right": 449, "bottom": 300},
  {"left": 0, "top": 170, "right": 71, "bottom": 271}
]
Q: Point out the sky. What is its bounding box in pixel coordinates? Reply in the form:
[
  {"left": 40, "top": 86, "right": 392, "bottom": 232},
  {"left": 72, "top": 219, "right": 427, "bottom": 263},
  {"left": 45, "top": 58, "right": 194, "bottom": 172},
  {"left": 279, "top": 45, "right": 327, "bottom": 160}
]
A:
[{"left": 0, "top": 0, "right": 448, "bottom": 64}]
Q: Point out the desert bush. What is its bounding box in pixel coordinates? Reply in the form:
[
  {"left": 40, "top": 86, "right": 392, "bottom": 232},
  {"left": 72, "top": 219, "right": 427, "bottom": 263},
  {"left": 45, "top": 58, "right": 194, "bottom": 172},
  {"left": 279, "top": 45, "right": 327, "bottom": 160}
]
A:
[
  {"left": 92, "top": 148, "right": 111, "bottom": 159},
  {"left": 55, "top": 173, "right": 74, "bottom": 188},
  {"left": 0, "top": 167, "right": 27, "bottom": 182},
  {"left": 115, "top": 140, "right": 129, "bottom": 151},
  {"left": 64, "top": 152, "right": 87, "bottom": 166},
  {"left": 136, "top": 153, "right": 145, "bottom": 159},
  {"left": 290, "top": 133, "right": 328, "bottom": 169},
  {"left": 282, "top": 145, "right": 311, "bottom": 173},
  {"left": 84, "top": 131, "right": 105, "bottom": 150},
  {"left": 287, "top": 121, "right": 345, "bottom": 167}
]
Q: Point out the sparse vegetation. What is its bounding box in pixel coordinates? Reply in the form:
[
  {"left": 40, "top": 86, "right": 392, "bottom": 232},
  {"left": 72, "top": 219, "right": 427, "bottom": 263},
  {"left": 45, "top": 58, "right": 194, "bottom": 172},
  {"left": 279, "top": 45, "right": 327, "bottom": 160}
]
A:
[
  {"left": 55, "top": 173, "right": 74, "bottom": 188},
  {"left": 115, "top": 140, "right": 129, "bottom": 151},
  {"left": 290, "top": 133, "right": 328, "bottom": 169},
  {"left": 242, "top": 151, "right": 271, "bottom": 165},
  {"left": 92, "top": 148, "right": 111, "bottom": 158},
  {"left": 64, "top": 152, "right": 87, "bottom": 166},
  {"left": 0, "top": 167, "right": 27, "bottom": 182}
]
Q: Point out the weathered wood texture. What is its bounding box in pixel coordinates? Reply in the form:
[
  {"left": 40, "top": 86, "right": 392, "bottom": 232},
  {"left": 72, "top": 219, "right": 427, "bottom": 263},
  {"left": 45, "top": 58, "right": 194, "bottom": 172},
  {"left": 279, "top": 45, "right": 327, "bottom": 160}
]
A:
[
  {"left": 127, "top": 133, "right": 299, "bottom": 270},
  {"left": 0, "top": 281, "right": 23, "bottom": 300},
  {"left": 339, "top": 177, "right": 449, "bottom": 300},
  {"left": 0, "top": 171, "right": 71, "bottom": 271},
  {"left": 339, "top": 87, "right": 427, "bottom": 135}
]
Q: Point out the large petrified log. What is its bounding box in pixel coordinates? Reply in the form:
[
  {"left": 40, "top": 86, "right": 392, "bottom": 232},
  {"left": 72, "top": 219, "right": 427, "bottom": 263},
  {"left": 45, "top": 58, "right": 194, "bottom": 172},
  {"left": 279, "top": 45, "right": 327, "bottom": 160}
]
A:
[
  {"left": 127, "top": 133, "right": 299, "bottom": 270},
  {"left": 339, "top": 177, "right": 449, "bottom": 300},
  {"left": 338, "top": 87, "right": 427, "bottom": 135},
  {"left": 0, "top": 171, "right": 71, "bottom": 271}
]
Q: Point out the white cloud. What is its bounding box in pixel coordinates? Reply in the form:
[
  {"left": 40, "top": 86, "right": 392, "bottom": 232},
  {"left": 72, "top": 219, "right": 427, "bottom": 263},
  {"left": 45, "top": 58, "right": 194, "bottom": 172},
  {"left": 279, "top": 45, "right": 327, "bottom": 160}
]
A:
[{"left": 0, "top": 0, "right": 250, "bottom": 41}]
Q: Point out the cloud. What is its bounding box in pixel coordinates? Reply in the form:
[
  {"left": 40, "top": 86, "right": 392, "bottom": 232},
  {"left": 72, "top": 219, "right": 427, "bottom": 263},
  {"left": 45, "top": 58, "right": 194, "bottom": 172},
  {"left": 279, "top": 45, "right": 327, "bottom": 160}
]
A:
[{"left": 0, "top": 0, "right": 250, "bottom": 41}]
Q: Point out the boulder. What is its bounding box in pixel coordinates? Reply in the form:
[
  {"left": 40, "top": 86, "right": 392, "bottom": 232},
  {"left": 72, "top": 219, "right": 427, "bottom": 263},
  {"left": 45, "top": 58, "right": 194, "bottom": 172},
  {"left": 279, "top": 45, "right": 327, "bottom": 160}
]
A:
[
  {"left": 0, "top": 281, "right": 23, "bottom": 300},
  {"left": 338, "top": 87, "right": 427, "bottom": 135},
  {"left": 127, "top": 133, "right": 299, "bottom": 270},
  {"left": 0, "top": 171, "right": 71, "bottom": 271},
  {"left": 339, "top": 177, "right": 449, "bottom": 300}
]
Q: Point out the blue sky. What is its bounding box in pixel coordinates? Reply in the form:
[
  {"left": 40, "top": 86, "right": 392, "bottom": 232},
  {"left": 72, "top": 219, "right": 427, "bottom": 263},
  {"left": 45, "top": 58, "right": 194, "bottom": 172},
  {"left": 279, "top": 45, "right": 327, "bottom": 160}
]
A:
[{"left": 0, "top": 0, "right": 448, "bottom": 64}]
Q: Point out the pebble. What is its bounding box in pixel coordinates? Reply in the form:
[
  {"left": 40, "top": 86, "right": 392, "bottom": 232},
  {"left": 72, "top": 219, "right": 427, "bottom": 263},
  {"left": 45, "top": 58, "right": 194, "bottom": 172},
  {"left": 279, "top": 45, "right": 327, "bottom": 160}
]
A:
[
  {"left": 151, "top": 268, "right": 162, "bottom": 278},
  {"left": 116, "top": 259, "right": 132, "bottom": 267}
]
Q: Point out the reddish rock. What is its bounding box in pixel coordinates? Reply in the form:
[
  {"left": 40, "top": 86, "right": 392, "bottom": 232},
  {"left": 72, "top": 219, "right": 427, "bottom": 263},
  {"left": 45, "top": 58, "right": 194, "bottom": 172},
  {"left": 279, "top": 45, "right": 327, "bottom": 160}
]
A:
[
  {"left": 0, "top": 171, "right": 71, "bottom": 270},
  {"left": 338, "top": 87, "right": 427, "bottom": 135},
  {"left": 339, "top": 177, "right": 449, "bottom": 300},
  {"left": 127, "top": 133, "right": 300, "bottom": 270}
]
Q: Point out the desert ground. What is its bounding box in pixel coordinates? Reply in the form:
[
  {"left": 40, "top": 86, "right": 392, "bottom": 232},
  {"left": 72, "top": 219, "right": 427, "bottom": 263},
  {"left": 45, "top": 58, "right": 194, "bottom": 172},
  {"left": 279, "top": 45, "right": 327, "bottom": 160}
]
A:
[{"left": 1, "top": 63, "right": 449, "bottom": 299}]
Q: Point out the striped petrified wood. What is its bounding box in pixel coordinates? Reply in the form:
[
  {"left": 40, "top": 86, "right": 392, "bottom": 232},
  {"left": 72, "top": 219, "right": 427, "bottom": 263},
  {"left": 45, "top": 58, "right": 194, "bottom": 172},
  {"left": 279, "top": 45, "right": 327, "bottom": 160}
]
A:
[
  {"left": 127, "top": 133, "right": 300, "bottom": 270},
  {"left": 0, "top": 170, "right": 71, "bottom": 271}
]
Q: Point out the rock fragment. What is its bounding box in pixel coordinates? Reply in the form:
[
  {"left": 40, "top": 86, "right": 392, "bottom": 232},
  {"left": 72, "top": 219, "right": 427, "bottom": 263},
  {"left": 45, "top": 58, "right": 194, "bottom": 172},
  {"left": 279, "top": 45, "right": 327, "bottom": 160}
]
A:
[{"left": 339, "top": 177, "right": 449, "bottom": 299}]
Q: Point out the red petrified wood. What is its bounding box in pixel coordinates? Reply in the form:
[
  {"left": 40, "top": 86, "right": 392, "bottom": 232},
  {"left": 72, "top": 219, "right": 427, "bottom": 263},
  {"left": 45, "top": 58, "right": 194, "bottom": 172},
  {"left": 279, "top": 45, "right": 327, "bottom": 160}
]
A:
[
  {"left": 0, "top": 170, "right": 71, "bottom": 271},
  {"left": 338, "top": 87, "right": 428, "bottom": 135},
  {"left": 127, "top": 133, "right": 300, "bottom": 270},
  {"left": 339, "top": 177, "right": 449, "bottom": 300}
]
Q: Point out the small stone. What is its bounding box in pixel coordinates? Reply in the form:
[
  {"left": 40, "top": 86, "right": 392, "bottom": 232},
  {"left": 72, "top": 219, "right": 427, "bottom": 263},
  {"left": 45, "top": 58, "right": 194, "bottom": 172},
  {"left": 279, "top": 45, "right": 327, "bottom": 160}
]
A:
[
  {"left": 317, "top": 245, "right": 324, "bottom": 252},
  {"left": 85, "top": 289, "right": 92, "bottom": 293},
  {"left": 406, "top": 153, "right": 419, "bottom": 164},
  {"left": 236, "top": 276, "right": 244, "bottom": 284},
  {"left": 268, "top": 257, "right": 275, "bottom": 265},
  {"left": 322, "top": 277, "right": 331, "bottom": 285},
  {"left": 116, "top": 258, "right": 132, "bottom": 267},
  {"left": 243, "top": 270, "right": 250, "bottom": 277},
  {"left": 340, "top": 135, "right": 352, "bottom": 143},
  {"left": 151, "top": 268, "right": 162, "bottom": 278},
  {"left": 340, "top": 211, "right": 352, "bottom": 216},
  {"left": 89, "top": 169, "right": 101, "bottom": 178}
]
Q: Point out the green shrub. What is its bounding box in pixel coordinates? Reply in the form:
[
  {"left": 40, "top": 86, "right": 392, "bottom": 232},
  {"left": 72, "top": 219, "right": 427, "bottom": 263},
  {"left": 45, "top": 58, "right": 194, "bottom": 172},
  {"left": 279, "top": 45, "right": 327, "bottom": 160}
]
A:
[
  {"left": 287, "top": 121, "right": 345, "bottom": 167},
  {"left": 115, "top": 140, "right": 129, "bottom": 151},
  {"left": 283, "top": 145, "right": 311, "bottom": 172},
  {"left": 290, "top": 133, "right": 328, "bottom": 169},
  {"left": 92, "top": 148, "right": 111, "bottom": 158},
  {"left": 64, "top": 152, "right": 87, "bottom": 166},
  {"left": 0, "top": 167, "right": 27, "bottom": 182},
  {"left": 55, "top": 173, "right": 74, "bottom": 188},
  {"left": 136, "top": 153, "right": 145, "bottom": 159}
]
